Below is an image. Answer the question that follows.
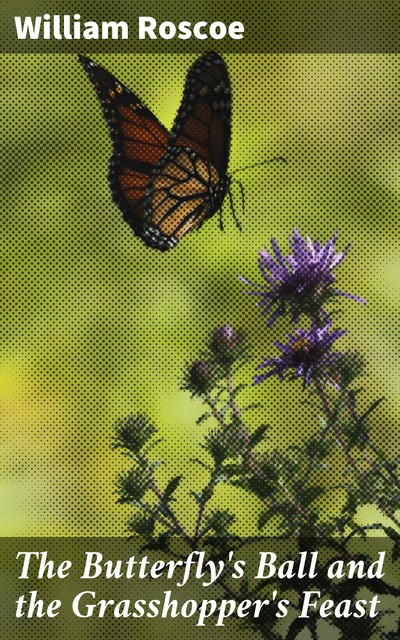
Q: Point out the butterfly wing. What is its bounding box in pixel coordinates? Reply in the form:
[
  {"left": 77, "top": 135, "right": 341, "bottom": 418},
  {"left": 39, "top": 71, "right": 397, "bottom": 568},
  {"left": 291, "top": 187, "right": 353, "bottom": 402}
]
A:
[
  {"left": 142, "top": 147, "right": 224, "bottom": 250},
  {"left": 169, "top": 51, "right": 231, "bottom": 181},
  {"left": 79, "top": 53, "right": 232, "bottom": 251},
  {"left": 78, "top": 56, "right": 169, "bottom": 236},
  {"left": 141, "top": 52, "right": 232, "bottom": 250}
]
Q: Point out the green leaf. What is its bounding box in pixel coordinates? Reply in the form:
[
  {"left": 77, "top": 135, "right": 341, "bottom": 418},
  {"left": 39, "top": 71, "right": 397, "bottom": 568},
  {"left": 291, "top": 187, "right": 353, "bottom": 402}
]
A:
[
  {"left": 384, "top": 527, "right": 400, "bottom": 562},
  {"left": 213, "top": 387, "right": 226, "bottom": 399},
  {"left": 190, "top": 457, "right": 213, "bottom": 472},
  {"left": 302, "top": 486, "right": 325, "bottom": 507},
  {"left": 241, "top": 402, "right": 263, "bottom": 413},
  {"left": 222, "top": 463, "right": 245, "bottom": 477},
  {"left": 117, "top": 468, "right": 151, "bottom": 502},
  {"left": 258, "top": 508, "right": 277, "bottom": 530},
  {"left": 219, "top": 403, "right": 230, "bottom": 416},
  {"left": 342, "top": 488, "right": 362, "bottom": 516},
  {"left": 358, "top": 397, "right": 385, "bottom": 424},
  {"left": 312, "top": 462, "right": 331, "bottom": 471},
  {"left": 249, "top": 424, "right": 270, "bottom": 448},
  {"left": 214, "top": 474, "right": 229, "bottom": 484},
  {"left": 238, "top": 577, "right": 250, "bottom": 595},
  {"left": 285, "top": 616, "right": 309, "bottom": 640},
  {"left": 205, "top": 510, "right": 236, "bottom": 533},
  {"left": 317, "top": 415, "right": 328, "bottom": 429},
  {"left": 191, "top": 491, "right": 203, "bottom": 505},
  {"left": 144, "top": 533, "right": 172, "bottom": 551},
  {"left": 142, "top": 438, "right": 164, "bottom": 456},
  {"left": 230, "top": 382, "right": 247, "bottom": 398},
  {"left": 305, "top": 435, "right": 333, "bottom": 460},
  {"left": 196, "top": 411, "right": 212, "bottom": 425},
  {"left": 149, "top": 460, "right": 164, "bottom": 473},
  {"left": 128, "top": 513, "right": 156, "bottom": 536},
  {"left": 163, "top": 475, "right": 182, "bottom": 500}
]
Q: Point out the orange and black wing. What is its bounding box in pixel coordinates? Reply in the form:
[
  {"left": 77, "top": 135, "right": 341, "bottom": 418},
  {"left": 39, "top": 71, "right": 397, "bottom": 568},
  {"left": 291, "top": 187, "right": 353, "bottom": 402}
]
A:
[
  {"left": 78, "top": 56, "right": 169, "bottom": 236},
  {"left": 141, "top": 53, "right": 232, "bottom": 251},
  {"left": 142, "top": 147, "right": 224, "bottom": 251},
  {"left": 169, "top": 51, "right": 231, "bottom": 181}
]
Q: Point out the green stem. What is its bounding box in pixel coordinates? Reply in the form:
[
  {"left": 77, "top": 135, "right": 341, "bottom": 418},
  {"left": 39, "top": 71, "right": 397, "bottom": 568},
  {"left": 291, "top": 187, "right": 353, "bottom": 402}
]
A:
[
  {"left": 133, "top": 499, "right": 174, "bottom": 532},
  {"left": 206, "top": 388, "right": 313, "bottom": 533},
  {"left": 194, "top": 469, "right": 219, "bottom": 540},
  {"left": 315, "top": 382, "right": 400, "bottom": 531},
  {"left": 344, "top": 390, "right": 400, "bottom": 491},
  {"left": 150, "top": 479, "right": 194, "bottom": 547},
  {"left": 226, "top": 368, "right": 261, "bottom": 475}
]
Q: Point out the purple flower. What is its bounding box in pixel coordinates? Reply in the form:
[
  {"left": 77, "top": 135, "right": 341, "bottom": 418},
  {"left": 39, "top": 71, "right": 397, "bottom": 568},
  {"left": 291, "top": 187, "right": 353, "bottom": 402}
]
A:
[
  {"left": 255, "top": 323, "right": 346, "bottom": 386},
  {"left": 240, "top": 229, "right": 365, "bottom": 326}
]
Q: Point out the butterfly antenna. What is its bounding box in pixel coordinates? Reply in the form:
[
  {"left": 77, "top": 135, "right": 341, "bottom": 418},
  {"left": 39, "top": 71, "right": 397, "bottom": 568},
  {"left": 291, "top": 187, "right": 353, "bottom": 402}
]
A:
[
  {"left": 218, "top": 206, "right": 224, "bottom": 232},
  {"left": 228, "top": 180, "right": 243, "bottom": 231},
  {"left": 230, "top": 156, "right": 288, "bottom": 175}
]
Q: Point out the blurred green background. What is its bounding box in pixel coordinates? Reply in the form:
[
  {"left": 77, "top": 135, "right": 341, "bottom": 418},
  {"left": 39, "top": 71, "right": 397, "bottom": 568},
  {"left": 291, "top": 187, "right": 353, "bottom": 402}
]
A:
[{"left": 1, "top": 53, "right": 400, "bottom": 537}]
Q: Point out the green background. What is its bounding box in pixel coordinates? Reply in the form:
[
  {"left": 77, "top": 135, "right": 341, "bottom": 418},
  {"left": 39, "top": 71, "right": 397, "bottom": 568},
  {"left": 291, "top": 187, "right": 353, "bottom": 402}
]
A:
[{"left": 1, "top": 53, "right": 400, "bottom": 539}]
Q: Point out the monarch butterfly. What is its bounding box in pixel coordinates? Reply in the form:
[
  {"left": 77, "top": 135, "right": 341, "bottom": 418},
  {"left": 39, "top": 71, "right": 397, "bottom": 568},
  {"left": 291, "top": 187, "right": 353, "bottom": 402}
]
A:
[{"left": 78, "top": 52, "right": 233, "bottom": 251}]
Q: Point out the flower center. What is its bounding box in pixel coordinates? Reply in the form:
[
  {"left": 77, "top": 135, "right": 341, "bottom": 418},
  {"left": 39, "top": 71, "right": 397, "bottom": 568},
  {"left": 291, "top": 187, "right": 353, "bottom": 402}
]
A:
[{"left": 291, "top": 337, "right": 312, "bottom": 354}]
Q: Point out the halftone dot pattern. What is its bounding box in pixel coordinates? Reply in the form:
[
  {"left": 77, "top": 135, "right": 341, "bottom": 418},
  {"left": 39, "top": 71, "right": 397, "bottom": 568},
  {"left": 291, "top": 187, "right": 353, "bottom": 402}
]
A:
[{"left": 1, "top": 53, "right": 400, "bottom": 548}]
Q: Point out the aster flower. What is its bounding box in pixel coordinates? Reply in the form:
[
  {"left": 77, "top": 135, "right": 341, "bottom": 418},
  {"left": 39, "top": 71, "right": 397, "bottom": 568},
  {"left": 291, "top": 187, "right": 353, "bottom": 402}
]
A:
[
  {"left": 255, "top": 323, "right": 346, "bottom": 386},
  {"left": 240, "top": 229, "right": 365, "bottom": 326}
]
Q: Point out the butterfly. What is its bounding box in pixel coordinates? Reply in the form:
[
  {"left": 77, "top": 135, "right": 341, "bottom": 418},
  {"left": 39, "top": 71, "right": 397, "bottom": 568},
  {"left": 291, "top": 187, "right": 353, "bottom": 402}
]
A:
[{"left": 78, "top": 52, "right": 232, "bottom": 251}]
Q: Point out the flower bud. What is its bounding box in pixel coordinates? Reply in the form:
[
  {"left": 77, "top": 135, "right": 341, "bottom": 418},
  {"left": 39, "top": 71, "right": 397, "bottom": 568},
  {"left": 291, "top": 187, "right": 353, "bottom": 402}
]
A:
[
  {"left": 210, "top": 324, "right": 243, "bottom": 365},
  {"left": 114, "top": 414, "right": 157, "bottom": 453},
  {"left": 117, "top": 468, "right": 151, "bottom": 502},
  {"left": 185, "top": 359, "right": 215, "bottom": 395},
  {"left": 204, "top": 429, "right": 232, "bottom": 465}
]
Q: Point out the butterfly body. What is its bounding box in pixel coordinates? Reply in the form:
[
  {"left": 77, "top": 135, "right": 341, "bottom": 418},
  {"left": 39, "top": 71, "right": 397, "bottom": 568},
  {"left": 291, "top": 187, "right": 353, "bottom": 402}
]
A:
[{"left": 79, "top": 52, "right": 231, "bottom": 251}]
